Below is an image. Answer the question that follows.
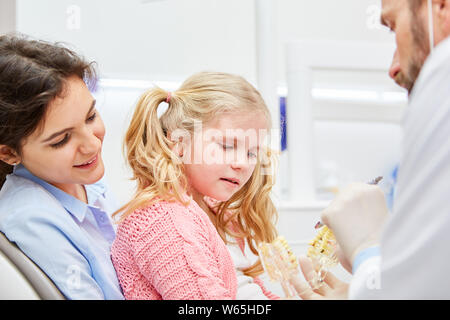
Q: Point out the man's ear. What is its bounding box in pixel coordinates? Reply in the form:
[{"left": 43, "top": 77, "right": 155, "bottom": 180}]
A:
[{"left": 0, "top": 145, "right": 21, "bottom": 166}]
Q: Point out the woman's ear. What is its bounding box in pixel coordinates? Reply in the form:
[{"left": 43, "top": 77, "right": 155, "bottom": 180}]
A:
[{"left": 0, "top": 145, "right": 21, "bottom": 166}]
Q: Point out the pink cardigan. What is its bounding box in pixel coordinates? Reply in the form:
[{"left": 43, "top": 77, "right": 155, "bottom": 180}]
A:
[{"left": 111, "top": 199, "right": 238, "bottom": 300}]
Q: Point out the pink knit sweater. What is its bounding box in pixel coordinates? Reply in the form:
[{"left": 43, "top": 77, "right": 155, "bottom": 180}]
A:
[{"left": 110, "top": 198, "right": 238, "bottom": 300}]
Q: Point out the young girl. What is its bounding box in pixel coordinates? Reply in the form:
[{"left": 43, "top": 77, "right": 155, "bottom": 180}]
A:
[
  {"left": 111, "top": 71, "right": 280, "bottom": 299},
  {"left": 0, "top": 34, "right": 123, "bottom": 299}
]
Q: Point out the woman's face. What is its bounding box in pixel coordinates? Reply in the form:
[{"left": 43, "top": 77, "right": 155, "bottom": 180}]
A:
[{"left": 19, "top": 76, "right": 106, "bottom": 193}]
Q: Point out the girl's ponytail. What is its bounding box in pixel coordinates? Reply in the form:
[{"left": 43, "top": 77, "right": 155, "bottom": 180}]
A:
[{"left": 114, "top": 87, "right": 189, "bottom": 221}]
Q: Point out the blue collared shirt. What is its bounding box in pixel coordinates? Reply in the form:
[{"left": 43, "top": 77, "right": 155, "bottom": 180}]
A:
[{"left": 0, "top": 165, "right": 124, "bottom": 300}]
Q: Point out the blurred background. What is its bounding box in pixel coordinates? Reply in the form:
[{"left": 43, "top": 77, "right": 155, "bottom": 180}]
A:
[{"left": 1, "top": 0, "right": 406, "bottom": 295}]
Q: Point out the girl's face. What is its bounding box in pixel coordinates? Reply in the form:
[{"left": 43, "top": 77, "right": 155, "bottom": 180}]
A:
[
  {"left": 182, "top": 111, "right": 268, "bottom": 203},
  {"left": 19, "top": 76, "right": 105, "bottom": 195}
]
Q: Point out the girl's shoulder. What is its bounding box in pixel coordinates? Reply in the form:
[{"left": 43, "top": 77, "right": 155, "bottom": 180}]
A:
[
  {"left": 116, "top": 197, "right": 213, "bottom": 241},
  {"left": 122, "top": 197, "right": 209, "bottom": 224}
]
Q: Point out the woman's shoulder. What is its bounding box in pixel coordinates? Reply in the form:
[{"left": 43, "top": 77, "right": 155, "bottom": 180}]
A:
[
  {"left": 0, "top": 175, "right": 65, "bottom": 230},
  {"left": 0, "top": 174, "right": 62, "bottom": 212}
]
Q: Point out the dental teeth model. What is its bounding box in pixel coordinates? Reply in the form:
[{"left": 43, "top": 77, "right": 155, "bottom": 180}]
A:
[
  {"left": 307, "top": 225, "right": 339, "bottom": 288},
  {"left": 258, "top": 236, "right": 299, "bottom": 299}
]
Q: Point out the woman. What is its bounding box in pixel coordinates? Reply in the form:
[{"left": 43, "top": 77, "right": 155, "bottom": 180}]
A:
[{"left": 0, "top": 34, "right": 123, "bottom": 299}]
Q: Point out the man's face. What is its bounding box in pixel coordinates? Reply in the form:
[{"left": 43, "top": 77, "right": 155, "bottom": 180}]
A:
[{"left": 382, "top": 0, "right": 430, "bottom": 93}]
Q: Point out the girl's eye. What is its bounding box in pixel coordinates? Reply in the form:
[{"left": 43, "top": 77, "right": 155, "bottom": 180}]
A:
[
  {"left": 87, "top": 112, "right": 97, "bottom": 122},
  {"left": 248, "top": 151, "right": 257, "bottom": 158},
  {"left": 50, "top": 133, "right": 70, "bottom": 149}
]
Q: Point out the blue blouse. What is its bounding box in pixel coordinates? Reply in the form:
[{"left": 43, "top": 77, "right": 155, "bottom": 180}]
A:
[{"left": 0, "top": 165, "right": 124, "bottom": 300}]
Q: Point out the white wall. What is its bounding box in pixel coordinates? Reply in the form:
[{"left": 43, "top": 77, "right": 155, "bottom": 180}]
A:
[
  {"left": 276, "top": 0, "right": 395, "bottom": 84},
  {"left": 93, "top": 86, "right": 142, "bottom": 205},
  {"left": 0, "top": 0, "right": 16, "bottom": 34},
  {"left": 16, "top": 0, "right": 395, "bottom": 84},
  {"left": 16, "top": 0, "right": 257, "bottom": 82}
]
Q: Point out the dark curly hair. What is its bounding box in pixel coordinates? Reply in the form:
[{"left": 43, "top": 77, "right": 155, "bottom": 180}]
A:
[{"left": 0, "top": 33, "right": 97, "bottom": 188}]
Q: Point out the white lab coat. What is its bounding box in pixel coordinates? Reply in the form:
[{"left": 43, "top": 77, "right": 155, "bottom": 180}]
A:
[{"left": 349, "top": 36, "right": 450, "bottom": 299}]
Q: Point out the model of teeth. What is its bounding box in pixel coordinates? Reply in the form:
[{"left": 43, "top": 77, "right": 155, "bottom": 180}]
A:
[{"left": 258, "top": 236, "right": 299, "bottom": 299}]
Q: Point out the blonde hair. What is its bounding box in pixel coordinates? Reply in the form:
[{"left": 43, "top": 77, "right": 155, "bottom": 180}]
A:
[{"left": 115, "top": 71, "right": 278, "bottom": 277}]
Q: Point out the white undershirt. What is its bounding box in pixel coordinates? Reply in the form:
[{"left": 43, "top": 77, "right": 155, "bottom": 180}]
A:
[{"left": 226, "top": 241, "right": 269, "bottom": 300}]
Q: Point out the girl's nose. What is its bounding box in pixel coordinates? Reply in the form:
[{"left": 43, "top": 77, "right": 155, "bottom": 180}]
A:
[{"left": 230, "top": 150, "right": 250, "bottom": 171}]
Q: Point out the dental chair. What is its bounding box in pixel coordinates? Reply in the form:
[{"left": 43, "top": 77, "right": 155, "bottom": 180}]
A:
[{"left": 0, "top": 231, "right": 65, "bottom": 300}]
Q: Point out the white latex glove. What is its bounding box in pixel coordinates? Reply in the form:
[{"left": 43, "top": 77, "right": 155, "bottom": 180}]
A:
[
  {"left": 336, "top": 244, "right": 352, "bottom": 274},
  {"left": 320, "top": 183, "right": 389, "bottom": 265},
  {"left": 290, "top": 256, "right": 349, "bottom": 300}
]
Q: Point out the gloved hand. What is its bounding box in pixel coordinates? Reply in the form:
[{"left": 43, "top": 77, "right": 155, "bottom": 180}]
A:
[
  {"left": 290, "top": 256, "right": 349, "bottom": 300},
  {"left": 320, "top": 183, "right": 389, "bottom": 265},
  {"left": 336, "top": 244, "right": 352, "bottom": 274}
]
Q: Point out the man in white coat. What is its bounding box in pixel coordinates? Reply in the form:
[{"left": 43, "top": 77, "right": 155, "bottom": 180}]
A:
[{"left": 294, "top": 0, "right": 450, "bottom": 299}]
